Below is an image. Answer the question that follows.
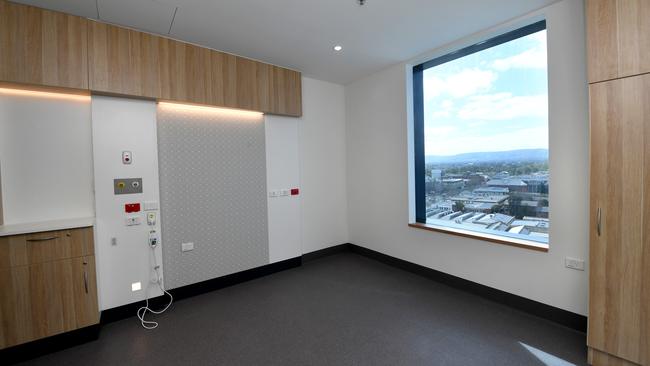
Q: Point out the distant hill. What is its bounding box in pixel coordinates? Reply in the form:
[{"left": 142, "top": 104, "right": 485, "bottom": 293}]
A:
[{"left": 425, "top": 149, "right": 548, "bottom": 164}]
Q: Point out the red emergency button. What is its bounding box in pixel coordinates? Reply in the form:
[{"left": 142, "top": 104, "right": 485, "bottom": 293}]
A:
[
  {"left": 291, "top": 188, "right": 299, "bottom": 196},
  {"left": 125, "top": 203, "right": 141, "bottom": 213}
]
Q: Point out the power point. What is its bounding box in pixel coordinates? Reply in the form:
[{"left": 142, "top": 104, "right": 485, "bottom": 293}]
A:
[
  {"left": 181, "top": 242, "right": 194, "bottom": 252},
  {"left": 565, "top": 257, "right": 585, "bottom": 271}
]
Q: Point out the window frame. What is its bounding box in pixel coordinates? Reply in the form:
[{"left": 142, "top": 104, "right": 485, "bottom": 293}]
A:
[{"left": 411, "top": 20, "right": 548, "bottom": 251}]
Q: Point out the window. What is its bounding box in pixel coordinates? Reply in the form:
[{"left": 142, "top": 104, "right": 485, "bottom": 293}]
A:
[{"left": 412, "top": 21, "right": 549, "bottom": 249}]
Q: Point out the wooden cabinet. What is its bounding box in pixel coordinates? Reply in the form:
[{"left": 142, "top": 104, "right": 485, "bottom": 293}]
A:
[
  {"left": 212, "top": 51, "right": 238, "bottom": 108},
  {"left": 587, "top": 2, "right": 650, "bottom": 365},
  {"left": 88, "top": 21, "right": 162, "bottom": 99},
  {"left": 1, "top": 0, "right": 302, "bottom": 116},
  {"left": 586, "top": 0, "right": 650, "bottom": 83},
  {"left": 0, "top": 227, "right": 98, "bottom": 349},
  {"left": 159, "top": 39, "right": 214, "bottom": 105},
  {"left": 0, "top": 0, "right": 88, "bottom": 89},
  {"left": 87, "top": 19, "right": 302, "bottom": 116},
  {"left": 236, "top": 57, "right": 260, "bottom": 111},
  {"left": 588, "top": 75, "right": 650, "bottom": 366},
  {"left": 270, "top": 66, "right": 302, "bottom": 117}
]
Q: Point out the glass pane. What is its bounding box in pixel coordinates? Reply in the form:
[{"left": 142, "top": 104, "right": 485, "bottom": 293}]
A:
[{"left": 422, "top": 29, "right": 549, "bottom": 244}]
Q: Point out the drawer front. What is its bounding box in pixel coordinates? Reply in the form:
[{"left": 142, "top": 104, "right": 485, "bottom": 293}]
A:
[{"left": 0, "top": 227, "right": 94, "bottom": 268}]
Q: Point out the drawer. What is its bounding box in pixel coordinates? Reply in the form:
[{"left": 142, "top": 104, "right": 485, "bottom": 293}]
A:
[{"left": 0, "top": 227, "right": 94, "bottom": 268}]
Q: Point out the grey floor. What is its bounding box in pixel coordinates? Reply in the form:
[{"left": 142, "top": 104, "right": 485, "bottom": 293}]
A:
[{"left": 20, "top": 253, "right": 587, "bottom": 366}]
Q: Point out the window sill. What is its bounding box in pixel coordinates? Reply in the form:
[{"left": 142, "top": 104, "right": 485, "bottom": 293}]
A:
[{"left": 408, "top": 222, "right": 549, "bottom": 253}]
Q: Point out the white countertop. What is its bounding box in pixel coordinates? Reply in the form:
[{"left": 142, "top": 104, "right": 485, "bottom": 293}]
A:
[{"left": 0, "top": 217, "right": 95, "bottom": 237}]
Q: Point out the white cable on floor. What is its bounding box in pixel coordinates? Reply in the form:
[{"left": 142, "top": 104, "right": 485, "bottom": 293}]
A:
[{"left": 137, "top": 241, "right": 173, "bottom": 330}]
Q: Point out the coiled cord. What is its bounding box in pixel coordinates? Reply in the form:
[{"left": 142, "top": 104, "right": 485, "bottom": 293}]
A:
[{"left": 137, "top": 243, "right": 173, "bottom": 329}]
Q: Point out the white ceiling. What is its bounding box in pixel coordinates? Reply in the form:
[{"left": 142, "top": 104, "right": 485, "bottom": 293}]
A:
[{"left": 13, "top": 0, "right": 559, "bottom": 84}]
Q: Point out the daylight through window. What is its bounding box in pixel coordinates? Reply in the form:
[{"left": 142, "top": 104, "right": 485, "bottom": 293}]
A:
[{"left": 413, "top": 21, "right": 549, "bottom": 247}]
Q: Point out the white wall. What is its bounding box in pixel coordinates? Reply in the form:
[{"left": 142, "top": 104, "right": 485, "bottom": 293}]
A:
[
  {"left": 266, "top": 77, "right": 349, "bottom": 259},
  {"left": 299, "top": 78, "right": 349, "bottom": 253},
  {"left": 91, "top": 96, "right": 163, "bottom": 311},
  {"left": 265, "top": 116, "right": 301, "bottom": 263},
  {"left": 345, "top": 0, "right": 590, "bottom": 315},
  {"left": 0, "top": 91, "right": 94, "bottom": 224}
]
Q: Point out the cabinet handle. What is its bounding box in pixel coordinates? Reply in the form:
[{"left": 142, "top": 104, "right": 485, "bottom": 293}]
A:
[
  {"left": 26, "top": 236, "right": 58, "bottom": 242},
  {"left": 83, "top": 270, "right": 89, "bottom": 294},
  {"left": 597, "top": 207, "right": 602, "bottom": 237}
]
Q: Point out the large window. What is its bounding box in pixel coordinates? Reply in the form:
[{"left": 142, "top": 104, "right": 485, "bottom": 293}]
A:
[{"left": 412, "top": 21, "right": 549, "bottom": 249}]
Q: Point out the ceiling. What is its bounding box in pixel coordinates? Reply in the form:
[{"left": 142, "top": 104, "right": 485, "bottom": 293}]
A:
[{"left": 13, "top": 0, "right": 559, "bottom": 84}]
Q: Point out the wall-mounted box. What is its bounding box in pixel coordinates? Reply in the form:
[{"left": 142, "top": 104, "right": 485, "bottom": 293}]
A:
[{"left": 113, "top": 178, "right": 143, "bottom": 195}]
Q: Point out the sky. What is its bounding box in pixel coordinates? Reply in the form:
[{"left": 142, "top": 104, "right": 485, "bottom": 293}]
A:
[{"left": 423, "top": 30, "right": 548, "bottom": 156}]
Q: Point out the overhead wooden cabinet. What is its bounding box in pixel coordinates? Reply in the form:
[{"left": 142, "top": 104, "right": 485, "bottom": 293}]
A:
[
  {"left": 87, "top": 19, "right": 302, "bottom": 116},
  {"left": 159, "top": 39, "right": 214, "bottom": 105},
  {"left": 0, "top": 227, "right": 99, "bottom": 349},
  {"left": 587, "top": 1, "right": 650, "bottom": 365},
  {"left": 88, "top": 21, "right": 162, "bottom": 99},
  {"left": 586, "top": 0, "right": 650, "bottom": 83},
  {"left": 0, "top": 0, "right": 302, "bottom": 116},
  {"left": 0, "top": 0, "right": 88, "bottom": 89}
]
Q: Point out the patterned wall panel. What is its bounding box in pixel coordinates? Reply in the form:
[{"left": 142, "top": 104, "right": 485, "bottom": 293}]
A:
[{"left": 156, "top": 103, "right": 269, "bottom": 289}]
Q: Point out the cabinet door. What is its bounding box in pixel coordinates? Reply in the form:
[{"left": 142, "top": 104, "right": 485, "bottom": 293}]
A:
[
  {"left": 72, "top": 255, "right": 99, "bottom": 328},
  {"left": 0, "top": 266, "right": 32, "bottom": 348},
  {"left": 586, "top": 0, "right": 650, "bottom": 83},
  {"left": 586, "top": 0, "right": 619, "bottom": 83},
  {"left": 159, "top": 39, "right": 213, "bottom": 105},
  {"left": 267, "top": 66, "right": 302, "bottom": 117},
  {"left": 617, "top": 0, "right": 650, "bottom": 81},
  {"left": 27, "top": 259, "right": 76, "bottom": 341},
  {"left": 0, "top": 0, "right": 88, "bottom": 89},
  {"left": 236, "top": 57, "right": 259, "bottom": 111},
  {"left": 88, "top": 21, "right": 161, "bottom": 98},
  {"left": 588, "top": 74, "right": 650, "bottom": 365}
]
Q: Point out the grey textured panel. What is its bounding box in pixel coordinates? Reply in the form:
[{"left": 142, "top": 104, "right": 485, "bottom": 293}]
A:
[{"left": 156, "top": 105, "right": 268, "bottom": 289}]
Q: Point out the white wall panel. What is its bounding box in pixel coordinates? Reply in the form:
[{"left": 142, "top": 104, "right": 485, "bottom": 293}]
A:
[
  {"left": 0, "top": 91, "right": 94, "bottom": 225},
  {"left": 91, "top": 95, "right": 163, "bottom": 310}
]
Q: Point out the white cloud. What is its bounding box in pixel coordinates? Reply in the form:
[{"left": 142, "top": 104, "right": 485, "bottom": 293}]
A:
[
  {"left": 425, "top": 126, "right": 457, "bottom": 138},
  {"left": 491, "top": 30, "right": 547, "bottom": 71},
  {"left": 429, "top": 99, "right": 455, "bottom": 118},
  {"left": 457, "top": 93, "right": 548, "bottom": 120},
  {"left": 424, "top": 68, "right": 497, "bottom": 99}
]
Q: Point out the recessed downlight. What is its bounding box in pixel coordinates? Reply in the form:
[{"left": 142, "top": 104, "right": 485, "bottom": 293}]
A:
[{"left": 333, "top": 45, "right": 343, "bottom": 52}]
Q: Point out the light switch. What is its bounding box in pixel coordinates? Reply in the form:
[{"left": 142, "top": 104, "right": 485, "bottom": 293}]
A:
[{"left": 144, "top": 201, "right": 159, "bottom": 211}]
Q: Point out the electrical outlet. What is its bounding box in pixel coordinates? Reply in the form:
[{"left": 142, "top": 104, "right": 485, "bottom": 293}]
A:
[
  {"left": 181, "top": 242, "right": 194, "bottom": 252},
  {"left": 125, "top": 215, "right": 142, "bottom": 226},
  {"left": 565, "top": 257, "right": 585, "bottom": 271}
]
